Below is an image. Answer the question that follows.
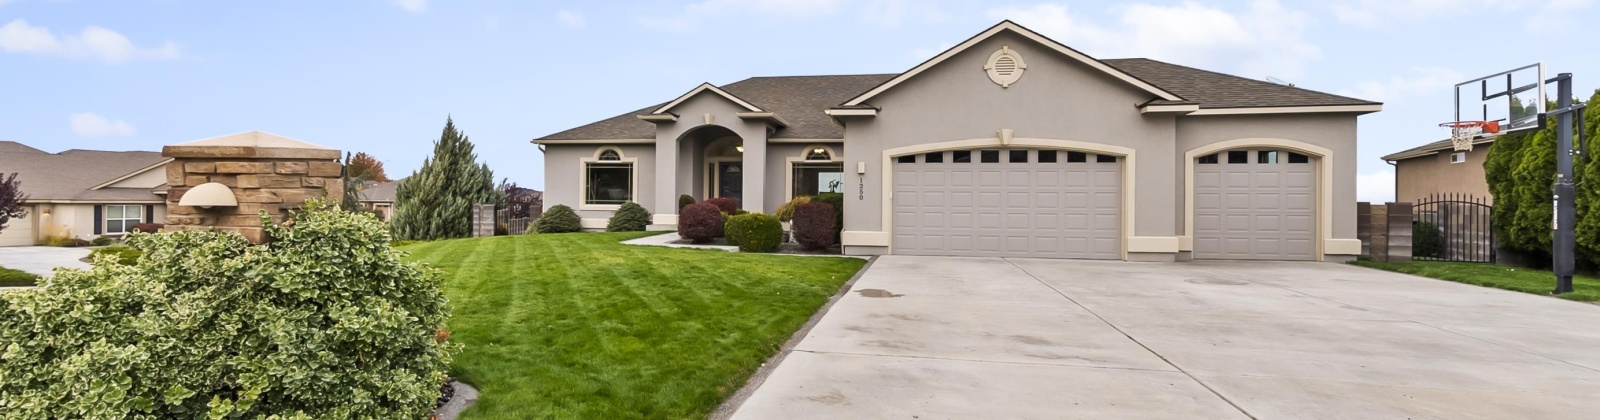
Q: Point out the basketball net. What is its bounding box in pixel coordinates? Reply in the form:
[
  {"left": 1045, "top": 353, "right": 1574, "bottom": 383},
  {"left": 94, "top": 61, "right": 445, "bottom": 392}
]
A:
[{"left": 1440, "top": 121, "right": 1501, "bottom": 151}]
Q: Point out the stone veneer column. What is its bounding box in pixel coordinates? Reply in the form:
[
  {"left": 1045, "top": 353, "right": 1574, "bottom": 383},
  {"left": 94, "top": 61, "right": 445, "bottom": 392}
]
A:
[{"left": 162, "top": 141, "right": 343, "bottom": 243}]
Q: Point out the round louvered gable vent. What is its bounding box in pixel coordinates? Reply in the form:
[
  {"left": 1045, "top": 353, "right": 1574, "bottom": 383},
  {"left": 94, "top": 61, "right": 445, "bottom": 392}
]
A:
[{"left": 985, "top": 46, "right": 1027, "bottom": 88}]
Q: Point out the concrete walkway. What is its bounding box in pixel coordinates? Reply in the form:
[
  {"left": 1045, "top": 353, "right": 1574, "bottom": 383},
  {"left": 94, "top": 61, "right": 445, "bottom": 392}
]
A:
[
  {"left": 729, "top": 257, "right": 1600, "bottom": 419},
  {"left": 0, "top": 246, "right": 92, "bottom": 277}
]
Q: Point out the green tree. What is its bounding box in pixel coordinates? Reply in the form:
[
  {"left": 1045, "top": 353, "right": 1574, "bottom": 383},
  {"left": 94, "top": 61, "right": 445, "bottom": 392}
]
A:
[
  {"left": 391, "top": 117, "right": 502, "bottom": 240},
  {"left": 1486, "top": 90, "right": 1600, "bottom": 262},
  {"left": 1574, "top": 90, "right": 1600, "bottom": 262}
]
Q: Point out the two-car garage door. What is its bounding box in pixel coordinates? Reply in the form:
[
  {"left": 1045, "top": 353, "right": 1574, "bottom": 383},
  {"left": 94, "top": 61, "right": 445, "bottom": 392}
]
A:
[{"left": 892, "top": 149, "right": 1121, "bottom": 259}]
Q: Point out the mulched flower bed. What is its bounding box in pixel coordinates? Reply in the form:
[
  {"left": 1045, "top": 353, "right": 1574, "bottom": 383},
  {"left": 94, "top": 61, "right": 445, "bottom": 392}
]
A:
[{"left": 670, "top": 237, "right": 843, "bottom": 255}]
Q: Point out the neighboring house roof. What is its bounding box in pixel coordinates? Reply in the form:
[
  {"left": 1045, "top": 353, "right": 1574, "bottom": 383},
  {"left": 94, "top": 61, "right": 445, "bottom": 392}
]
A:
[
  {"left": 359, "top": 180, "right": 400, "bottom": 203},
  {"left": 0, "top": 141, "right": 47, "bottom": 154},
  {"left": 533, "top": 28, "right": 1378, "bottom": 143},
  {"left": 1100, "top": 59, "right": 1378, "bottom": 110},
  {"left": 1381, "top": 138, "right": 1496, "bottom": 161},
  {"left": 0, "top": 146, "right": 168, "bottom": 202}
]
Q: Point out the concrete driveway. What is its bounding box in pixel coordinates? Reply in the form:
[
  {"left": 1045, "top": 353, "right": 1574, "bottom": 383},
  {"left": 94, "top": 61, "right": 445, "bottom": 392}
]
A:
[
  {"left": 729, "top": 257, "right": 1600, "bottom": 420},
  {"left": 0, "top": 246, "right": 91, "bottom": 277}
]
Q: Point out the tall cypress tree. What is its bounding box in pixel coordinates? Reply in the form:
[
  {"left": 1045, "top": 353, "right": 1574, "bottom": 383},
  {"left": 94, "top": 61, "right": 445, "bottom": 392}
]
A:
[{"left": 391, "top": 117, "right": 501, "bottom": 240}]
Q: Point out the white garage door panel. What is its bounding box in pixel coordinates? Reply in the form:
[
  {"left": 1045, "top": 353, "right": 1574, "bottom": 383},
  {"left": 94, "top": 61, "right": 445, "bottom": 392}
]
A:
[
  {"left": 1194, "top": 150, "right": 1316, "bottom": 261},
  {"left": 893, "top": 150, "right": 1120, "bottom": 259},
  {"left": 0, "top": 210, "right": 34, "bottom": 247}
]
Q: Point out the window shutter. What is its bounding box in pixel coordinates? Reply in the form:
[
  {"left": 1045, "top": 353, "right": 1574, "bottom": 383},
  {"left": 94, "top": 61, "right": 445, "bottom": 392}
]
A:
[
  {"left": 144, "top": 205, "right": 154, "bottom": 223},
  {"left": 93, "top": 205, "right": 103, "bottom": 234}
]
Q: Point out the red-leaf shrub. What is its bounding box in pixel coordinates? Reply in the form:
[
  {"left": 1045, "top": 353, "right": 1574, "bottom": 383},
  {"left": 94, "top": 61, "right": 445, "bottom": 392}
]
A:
[
  {"left": 704, "top": 197, "right": 739, "bottom": 214},
  {"left": 677, "top": 202, "right": 724, "bottom": 243},
  {"left": 792, "top": 202, "right": 837, "bottom": 250}
]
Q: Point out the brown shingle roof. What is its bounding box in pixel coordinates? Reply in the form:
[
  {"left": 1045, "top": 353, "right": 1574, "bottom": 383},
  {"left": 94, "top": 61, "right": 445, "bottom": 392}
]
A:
[
  {"left": 1102, "top": 58, "right": 1379, "bottom": 109},
  {"left": 535, "top": 74, "right": 896, "bottom": 141},
  {"left": 535, "top": 59, "right": 1378, "bottom": 142},
  {"left": 0, "top": 146, "right": 167, "bottom": 201}
]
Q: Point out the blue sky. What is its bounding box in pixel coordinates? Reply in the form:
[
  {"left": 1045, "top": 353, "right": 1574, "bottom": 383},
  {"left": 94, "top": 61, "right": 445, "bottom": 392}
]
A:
[{"left": 2, "top": 0, "right": 1595, "bottom": 202}]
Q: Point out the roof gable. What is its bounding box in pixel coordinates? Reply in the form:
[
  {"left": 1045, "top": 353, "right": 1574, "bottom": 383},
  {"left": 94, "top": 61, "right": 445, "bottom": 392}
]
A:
[
  {"left": 840, "top": 20, "right": 1182, "bottom": 107},
  {"left": 652, "top": 83, "right": 765, "bottom": 115}
]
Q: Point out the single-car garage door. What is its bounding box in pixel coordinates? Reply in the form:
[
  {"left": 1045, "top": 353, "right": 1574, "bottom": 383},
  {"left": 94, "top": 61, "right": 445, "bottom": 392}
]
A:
[
  {"left": 0, "top": 208, "right": 33, "bottom": 247},
  {"left": 1194, "top": 149, "right": 1315, "bottom": 260},
  {"left": 892, "top": 149, "right": 1120, "bottom": 259}
]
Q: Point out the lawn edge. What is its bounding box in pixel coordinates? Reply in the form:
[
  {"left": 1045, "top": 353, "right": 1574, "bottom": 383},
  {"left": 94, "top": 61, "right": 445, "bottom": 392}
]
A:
[
  {"left": 707, "top": 255, "right": 879, "bottom": 420},
  {"left": 1345, "top": 261, "right": 1600, "bottom": 304}
]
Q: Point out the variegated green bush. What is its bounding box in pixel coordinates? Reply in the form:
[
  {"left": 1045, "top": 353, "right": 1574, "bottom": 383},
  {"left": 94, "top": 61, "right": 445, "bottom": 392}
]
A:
[{"left": 0, "top": 199, "right": 455, "bottom": 419}]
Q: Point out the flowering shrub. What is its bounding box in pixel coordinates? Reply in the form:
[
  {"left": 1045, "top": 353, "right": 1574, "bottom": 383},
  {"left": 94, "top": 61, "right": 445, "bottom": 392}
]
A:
[
  {"left": 0, "top": 199, "right": 454, "bottom": 419},
  {"left": 704, "top": 197, "right": 739, "bottom": 214},
  {"left": 677, "top": 202, "right": 724, "bottom": 243},
  {"left": 792, "top": 202, "right": 837, "bottom": 250}
]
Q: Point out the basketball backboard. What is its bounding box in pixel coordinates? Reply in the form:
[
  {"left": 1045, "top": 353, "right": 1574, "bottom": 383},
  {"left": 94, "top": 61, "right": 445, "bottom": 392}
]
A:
[{"left": 1455, "top": 63, "right": 1546, "bottom": 135}]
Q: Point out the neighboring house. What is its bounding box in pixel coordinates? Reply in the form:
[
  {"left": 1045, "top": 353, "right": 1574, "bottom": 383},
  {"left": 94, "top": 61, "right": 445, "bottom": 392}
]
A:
[
  {"left": 532, "top": 21, "right": 1381, "bottom": 262},
  {"left": 356, "top": 180, "right": 399, "bottom": 221},
  {"left": 1381, "top": 137, "right": 1495, "bottom": 204},
  {"left": 0, "top": 141, "right": 170, "bottom": 246}
]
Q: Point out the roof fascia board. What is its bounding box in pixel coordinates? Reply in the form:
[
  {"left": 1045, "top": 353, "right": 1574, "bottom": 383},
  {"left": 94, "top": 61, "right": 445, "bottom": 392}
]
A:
[
  {"left": 652, "top": 83, "right": 764, "bottom": 114},
  {"left": 842, "top": 21, "right": 1183, "bottom": 107},
  {"left": 636, "top": 114, "right": 678, "bottom": 122},
  {"left": 1139, "top": 104, "right": 1200, "bottom": 114},
  {"left": 88, "top": 158, "right": 174, "bottom": 190},
  {"left": 1382, "top": 139, "right": 1495, "bottom": 161},
  {"left": 531, "top": 138, "right": 656, "bottom": 145},
  {"left": 735, "top": 112, "right": 791, "bottom": 128},
  {"left": 824, "top": 108, "right": 877, "bottom": 117},
  {"left": 1186, "top": 104, "right": 1383, "bottom": 116}
]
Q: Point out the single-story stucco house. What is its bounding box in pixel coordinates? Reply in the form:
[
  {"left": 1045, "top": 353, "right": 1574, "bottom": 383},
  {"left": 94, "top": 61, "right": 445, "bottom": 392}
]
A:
[
  {"left": 532, "top": 21, "right": 1381, "bottom": 262},
  {"left": 0, "top": 141, "right": 170, "bottom": 246},
  {"left": 356, "top": 180, "right": 399, "bottom": 221},
  {"left": 1382, "top": 137, "right": 1495, "bottom": 204}
]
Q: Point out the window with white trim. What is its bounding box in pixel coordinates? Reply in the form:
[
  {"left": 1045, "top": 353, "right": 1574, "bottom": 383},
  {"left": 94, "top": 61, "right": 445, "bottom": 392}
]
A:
[
  {"left": 105, "top": 205, "right": 142, "bottom": 234},
  {"left": 793, "top": 146, "right": 843, "bottom": 197},
  {"left": 585, "top": 148, "right": 633, "bottom": 206},
  {"left": 1450, "top": 152, "right": 1466, "bottom": 164}
]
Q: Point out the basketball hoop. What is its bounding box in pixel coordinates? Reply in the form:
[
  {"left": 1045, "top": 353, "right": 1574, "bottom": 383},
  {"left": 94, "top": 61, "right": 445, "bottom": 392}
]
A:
[{"left": 1440, "top": 120, "right": 1501, "bottom": 151}]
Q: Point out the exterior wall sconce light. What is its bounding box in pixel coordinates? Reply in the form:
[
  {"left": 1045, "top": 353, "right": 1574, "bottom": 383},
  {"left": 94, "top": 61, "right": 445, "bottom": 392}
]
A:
[
  {"left": 178, "top": 182, "right": 239, "bottom": 209},
  {"left": 735, "top": 145, "right": 745, "bottom": 153}
]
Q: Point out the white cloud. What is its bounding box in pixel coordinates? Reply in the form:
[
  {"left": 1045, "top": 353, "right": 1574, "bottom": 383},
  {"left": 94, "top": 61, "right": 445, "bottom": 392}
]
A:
[
  {"left": 392, "top": 0, "right": 426, "bottom": 13},
  {"left": 69, "top": 113, "right": 136, "bottom": 138},
  {"left": 639, "top": 0, "right": 841, "bottom": 31},
  {"left": 1339, "top": 67, "right": 1465, "bottom": 102},
  {"left": 0, "top": 19, "right": 181, "bottom": 63},
  {"left": 556, "top": 10, "right": 586, "bottom": 28},
  {"left": 1328, "top": 0, "right": 1590, "bottom": 27},
  {"left": 987, "top": 1, "right": 1320, "bottom": 78},
  {"left": 1357, "top": 170, "right": 1396, "bottom": 203}
]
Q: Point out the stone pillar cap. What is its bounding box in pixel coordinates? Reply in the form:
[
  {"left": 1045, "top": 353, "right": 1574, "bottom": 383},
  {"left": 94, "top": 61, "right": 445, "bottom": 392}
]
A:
[{"left": 163, "top": 131, "right": 340, "bottom": 160}]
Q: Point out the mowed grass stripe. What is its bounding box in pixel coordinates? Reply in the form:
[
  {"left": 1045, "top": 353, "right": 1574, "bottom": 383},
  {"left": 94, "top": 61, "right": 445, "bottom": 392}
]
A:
[{"left": 400, "top": 232, "right": 865, "bottom": 419}]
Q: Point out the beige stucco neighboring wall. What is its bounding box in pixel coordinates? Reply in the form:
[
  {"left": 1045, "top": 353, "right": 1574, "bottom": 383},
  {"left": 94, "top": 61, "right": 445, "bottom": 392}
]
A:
[
  {"left": 102, "top": 165, "right": 169, "bottom": 189},
  {"left": 1394, "top": 146, "right": 1492, "bottom": 204},
  {"left": 4, "top": 203, "right": 167, "bottom": 244},
  {"left": 1174, "top": 113, "right": 1360, "bottom": 249},
  {"left": 541, "top": 144, "right": 657, "bottom": 222},
  {"left": 838, "top": 30, "right": 1180, "bottom": 253},
  {"left": 0, "top": 205, "right": 37, "bottom": 246}
]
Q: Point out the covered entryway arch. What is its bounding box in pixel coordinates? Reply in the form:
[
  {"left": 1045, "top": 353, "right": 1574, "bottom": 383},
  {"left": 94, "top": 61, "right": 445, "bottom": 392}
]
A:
[
  {"left": 1184, "top": 138, "right": 1332, "bottom": 261},
  {"left": 881, "top": 137, "right": 1136, "bottom": 260}
]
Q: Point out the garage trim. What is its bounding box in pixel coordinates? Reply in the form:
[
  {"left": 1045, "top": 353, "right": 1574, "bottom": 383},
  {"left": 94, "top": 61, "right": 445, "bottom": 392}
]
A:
[
  {"left": 876, "top": 137, "right": 1137, "bottom": 259},
  {"left": 1182, "top": 138, "right": 1332, "bottom": 261}
]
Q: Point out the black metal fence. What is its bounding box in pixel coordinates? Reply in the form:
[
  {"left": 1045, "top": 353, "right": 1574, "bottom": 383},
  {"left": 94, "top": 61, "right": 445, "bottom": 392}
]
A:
[{"left": 1412, "top": 193, "right": 1494, "bottom": 263}]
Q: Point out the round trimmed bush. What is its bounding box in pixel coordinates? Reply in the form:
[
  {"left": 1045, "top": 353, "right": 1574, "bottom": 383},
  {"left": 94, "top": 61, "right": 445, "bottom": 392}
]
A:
[
  {"left": 606, "top": 202, "right": 652, "bottom": 232},
  {"left": 678, "top": 194, "right": 696, "bottom": 211},
  {"left": 678, "top": 202, "right": 724, "bottom": 243},
  {"left": 815, "top": 192, "right": 845, "bottom": 241},
  {"left": 704, "top": 197, "right": 739, "bottom": 214},
  {"left": 0, "top": 198, "right": 453, "bottom": 419},
  {"left": 792, "top": 202, "right": 838, "bottom": 250},
  {"left": 536, "top": 204, "right": 583, "bottom": 233},
  {"left": 775, "top": 195, "right": 813, "bottom": 222},
  {"left": 725, "top": 213, "right": 783, "bottom": 253}
]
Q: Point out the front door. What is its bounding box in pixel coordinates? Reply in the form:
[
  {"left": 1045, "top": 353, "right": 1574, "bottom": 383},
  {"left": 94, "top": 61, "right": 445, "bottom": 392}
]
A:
[{"left": 717, "top": 162, "right": 743, "bottom": 202}]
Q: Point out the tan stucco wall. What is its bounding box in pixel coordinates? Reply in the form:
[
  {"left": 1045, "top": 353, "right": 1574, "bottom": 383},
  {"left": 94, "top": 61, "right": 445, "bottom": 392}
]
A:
[
  {"left": 0, "top": 205, "right": 36, "bottom": 246},
  {"left": 840, "top": 30, "right": 1179, "bottom": 240},
  {"left": 653, "top": 93, "right": 773, "bottom": 215},
  {"left": 1394, "top": 146, "right": 1493, "bottom": 204},
  {"left": 8, "top": 203, "right": 167, "bottom": 243},
  {"left": 541, "top": 144, "right": 657, "bottom": 221},
  {"left": 1174, "top": 114, "right": 1360, "bottom": 241}
]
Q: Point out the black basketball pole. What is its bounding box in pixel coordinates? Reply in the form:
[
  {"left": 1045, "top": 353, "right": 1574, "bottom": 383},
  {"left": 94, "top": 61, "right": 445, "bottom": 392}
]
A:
[{"left": 1551, "top": 73, "right": 1577, "bottom": 295}]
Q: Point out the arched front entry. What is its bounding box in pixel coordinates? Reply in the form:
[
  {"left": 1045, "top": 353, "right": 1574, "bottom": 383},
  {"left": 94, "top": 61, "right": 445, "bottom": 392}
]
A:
[
  {"left": 1184, "top": 138, "right": 1333, "bottom": 261},
  {"left": 880, "top": 137, "right": 1137, "bottom": 260}
]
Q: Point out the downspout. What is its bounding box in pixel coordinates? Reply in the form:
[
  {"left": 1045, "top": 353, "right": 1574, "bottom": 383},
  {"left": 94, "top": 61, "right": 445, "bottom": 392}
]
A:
[{"left": 1385, "top": 159, "right": 1397, "bottom": 204}]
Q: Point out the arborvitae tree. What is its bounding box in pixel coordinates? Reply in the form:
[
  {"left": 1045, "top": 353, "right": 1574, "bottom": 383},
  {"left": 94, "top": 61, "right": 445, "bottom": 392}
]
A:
[
  {"left": 391, "top": 117, "right": 501, "bottom": 240},
  {"left": 1574, "top": 90, "right": 1600, "bottom": 263},
  {"left": 1486, "top": 90, "right": 1600, "bottom": 263},
  {"left": 0, "top": 173, "right": 26, "bottom": 234}
]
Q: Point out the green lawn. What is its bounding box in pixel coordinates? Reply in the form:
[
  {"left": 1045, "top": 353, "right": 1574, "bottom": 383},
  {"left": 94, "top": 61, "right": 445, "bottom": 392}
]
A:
[
  {"left": 401, "top": 232, "right": 866, "bottom": 419},
  {"left": 0, "top": 265, "right": 38, "bottom": 287},
  {"left": 1350, "top": 260, "right": 1600, "bottom": 302}
]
